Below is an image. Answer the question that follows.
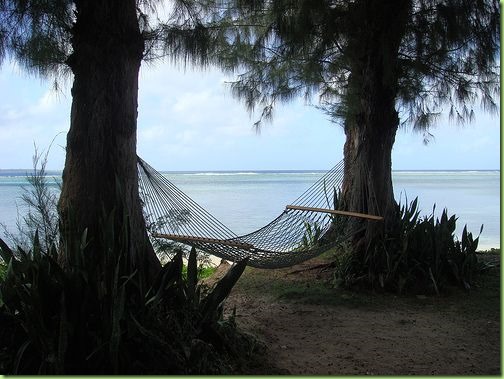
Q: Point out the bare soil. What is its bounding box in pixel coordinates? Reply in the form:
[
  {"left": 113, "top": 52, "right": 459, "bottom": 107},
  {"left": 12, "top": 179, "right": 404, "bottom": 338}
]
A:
[{"left": 215, "top": 252, "right": 501, "bottom": 375}]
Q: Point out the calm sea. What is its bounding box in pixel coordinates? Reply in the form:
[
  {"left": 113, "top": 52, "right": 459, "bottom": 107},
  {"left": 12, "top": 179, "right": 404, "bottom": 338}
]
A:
[{"left": 0, "top": 169, "right": 500, "bottom": 250}]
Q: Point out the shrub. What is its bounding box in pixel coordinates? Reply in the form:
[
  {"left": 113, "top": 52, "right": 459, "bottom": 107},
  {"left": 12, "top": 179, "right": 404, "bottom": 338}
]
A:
[
  {"left": 0, "top": 216, "right": 251, "bottom": 374},
  {"left": 1, "top": 145, "right": 59, "bottom": 252},
  {"left": 0, "top": 148, "right": 254, "bottom": 374},
  {"left": 336, "top": 198, "right": 483, "bottom": 294}
]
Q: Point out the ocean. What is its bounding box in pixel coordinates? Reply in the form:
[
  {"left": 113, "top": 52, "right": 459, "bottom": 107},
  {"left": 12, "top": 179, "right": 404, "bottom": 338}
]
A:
[{"left": 0, "top": 169, "right": 500, "bottom": 250}]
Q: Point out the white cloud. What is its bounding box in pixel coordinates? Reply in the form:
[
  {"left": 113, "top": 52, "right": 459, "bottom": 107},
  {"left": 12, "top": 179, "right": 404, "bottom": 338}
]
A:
[
  {"left": 393, "top": 113, "right": 500, "bottom": 170},
  {"left": 0, "top": 71, "right": 69, "bottom": 169},
  {"left": 0, "top": 58, "right": 499, "bottom": 170},
  {"left": 29, "top": 90, "right": 61, "bottom": 114},
  {"left": 139, "top": 124, "right": 169, "bottom": 142},
  {"left": 172, "top": 90, "right": 212, "bottom": 113}
]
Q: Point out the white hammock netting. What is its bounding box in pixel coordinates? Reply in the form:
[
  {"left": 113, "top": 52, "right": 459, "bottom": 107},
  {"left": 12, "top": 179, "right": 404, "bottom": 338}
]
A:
[{"left": 137, "top": 157, "right": 381, "bottom": 269}]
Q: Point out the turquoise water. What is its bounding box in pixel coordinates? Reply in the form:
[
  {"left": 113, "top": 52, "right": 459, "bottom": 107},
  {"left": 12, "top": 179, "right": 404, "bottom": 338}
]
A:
[{"left": 0, "top": 170, "right": 500, "bottom": 249}]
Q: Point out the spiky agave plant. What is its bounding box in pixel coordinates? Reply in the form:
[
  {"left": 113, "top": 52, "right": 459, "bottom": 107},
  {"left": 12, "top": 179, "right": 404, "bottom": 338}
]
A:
[{"left": 341, "top": 197, "right": 483, "bottom": 294}]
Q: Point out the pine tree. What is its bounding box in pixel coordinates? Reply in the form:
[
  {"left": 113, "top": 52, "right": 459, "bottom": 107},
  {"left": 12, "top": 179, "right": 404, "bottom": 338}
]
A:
[
  {"left": 209, "top": 0, "right": 500, "bottom": 251},
  {"left": 0, "top": 3, "right": 255, "bottom": 373},
  {"left": 0, "top": 0, "right": 218, "bottom": 279}
]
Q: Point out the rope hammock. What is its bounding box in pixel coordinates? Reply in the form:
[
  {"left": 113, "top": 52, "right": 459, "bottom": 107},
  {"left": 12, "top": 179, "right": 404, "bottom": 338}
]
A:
[{"left": 137, "top": 157, "right": 382, "bottom": 269}]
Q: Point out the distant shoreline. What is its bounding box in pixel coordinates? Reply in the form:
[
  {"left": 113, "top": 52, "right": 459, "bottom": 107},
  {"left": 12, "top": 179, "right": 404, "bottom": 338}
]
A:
[
  {"left": 0, "top": 169, "right": 500, "bottom": 177},
  {"left": 0, "top": 170, "right": 500, "bottom": 250}
]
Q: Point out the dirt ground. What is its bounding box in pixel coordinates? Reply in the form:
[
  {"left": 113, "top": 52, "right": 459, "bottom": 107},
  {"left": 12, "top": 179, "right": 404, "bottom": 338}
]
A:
[{"left": 215, "top": 252, "right": 501, "bottom": 375}]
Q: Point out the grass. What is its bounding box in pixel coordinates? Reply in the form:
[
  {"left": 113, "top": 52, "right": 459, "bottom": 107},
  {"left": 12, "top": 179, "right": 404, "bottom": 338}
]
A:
[
  {"left": 181, "top": 264, "right": 217, "bottom": 281},
  {"left": 232, "top": 247, "right": 500, "bottom": 314},
  {"left": 233, "top": 255, "right": 384, "bottom": 310}
]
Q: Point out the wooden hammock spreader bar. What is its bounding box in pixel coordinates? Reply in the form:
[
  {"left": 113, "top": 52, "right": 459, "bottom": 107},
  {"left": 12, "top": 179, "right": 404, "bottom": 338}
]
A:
[
  {"left": 285, "top": 205, "right": 384, "bottom": 221},
  {"left": 152, "top": 233, "right": 255, "bottom": 250}
]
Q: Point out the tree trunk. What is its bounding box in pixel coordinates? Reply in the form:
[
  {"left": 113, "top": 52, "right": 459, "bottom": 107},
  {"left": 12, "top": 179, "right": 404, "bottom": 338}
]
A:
[
  {"left": 342, "top": 95, "right": 398, "bottom": 248},
  {"left": 341, "top": 0, "right": 411, "bottom": 251},
  {"left": 58, "top": 1, "right": 160, "bottom": 279}
]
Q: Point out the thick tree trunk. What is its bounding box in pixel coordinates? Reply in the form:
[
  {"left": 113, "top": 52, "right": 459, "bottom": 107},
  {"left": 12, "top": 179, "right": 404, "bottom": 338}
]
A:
[
  {"left": 341, "top": 0, "right": 410, "bottom": 251},
  {"left": 58, "top": 1, "right": 160, "bottom": 279},
  {"left": 342, "top": 96, "right": 398, "bottom": 248}
]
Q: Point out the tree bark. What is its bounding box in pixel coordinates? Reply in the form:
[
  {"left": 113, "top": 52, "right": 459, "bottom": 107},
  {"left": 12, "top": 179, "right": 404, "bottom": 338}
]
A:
[
  {"left": 341, "top": 0, "right": 411, "bottom": 250},
  {"left": 58, "top": 0, "right": 160, "bottom": 279}
]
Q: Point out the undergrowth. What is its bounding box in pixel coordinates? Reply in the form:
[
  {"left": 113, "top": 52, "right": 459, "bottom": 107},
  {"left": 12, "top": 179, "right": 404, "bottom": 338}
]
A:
[
  {"left": 333, "top": 198, "right": 485, "bottom": 294},
  {"left": 0, "top": 145, "right": 59, "bottom": 252},
  {"left": 0, "top": 263, "right": 6, "bottom": 280},
  {"left": 0, "top": 148, "right": 255, "bottom": 374},
  {"left": 0, "top": 222, "right": 254, "bottom": 374}
]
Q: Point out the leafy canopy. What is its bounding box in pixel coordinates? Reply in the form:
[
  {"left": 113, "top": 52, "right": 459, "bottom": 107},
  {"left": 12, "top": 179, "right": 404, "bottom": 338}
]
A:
[
  {"left": 1, "top": 0, "right": 499, "bottom": 132},
  {"left": 0, "top": 0, "right": 221, "bottom": 79},
  {"left": 206, "top": 0, "right": 500, "bottom": 131}
]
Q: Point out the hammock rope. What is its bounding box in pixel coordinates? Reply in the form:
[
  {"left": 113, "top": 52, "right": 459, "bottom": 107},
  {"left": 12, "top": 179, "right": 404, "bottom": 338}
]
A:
[{"left": 137, "top": 157, "right": 381, "bottom": 269}]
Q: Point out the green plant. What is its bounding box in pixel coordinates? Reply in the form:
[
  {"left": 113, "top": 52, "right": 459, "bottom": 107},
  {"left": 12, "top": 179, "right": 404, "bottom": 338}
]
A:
[
  {"left": 0, "top": 147, "right": 252, "bottom": 374},
  {"left": 316, "top": 188, "right": 350, "bottom": 246},
  {"left": 181, "top": 263, "right": 217, "bottom": 281},
  {"left": 1, "top": 144, "right": 59, "bottom": 252},
  {"left": 298, "top": 222, "right": 324, "bottom": 250},
  {"left": 0, "top": 232, "right": 69, "bottom": 374},
  {"left": 0, "top": 211, "right": 250, "bottom": 374},
  {"left": 331, "top": 245, "right": 359, "bottom": 289},
  {"left": 336, "top": 197, "right": 483, "bottom": 294},
  {"left": 0, "top": 263, "right": 6, "bottom": 281}
]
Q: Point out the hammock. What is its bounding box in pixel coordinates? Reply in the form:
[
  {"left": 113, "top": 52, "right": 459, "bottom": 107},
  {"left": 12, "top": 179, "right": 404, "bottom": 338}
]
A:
[{"left": 137, "top": 157, "right": 382, "bottom": 269}]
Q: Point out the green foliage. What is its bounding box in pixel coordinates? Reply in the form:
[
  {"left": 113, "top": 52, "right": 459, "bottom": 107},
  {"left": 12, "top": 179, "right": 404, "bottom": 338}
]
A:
[
  {"left": 336, "top": 198, "right": 483, "bottom": 294},
  {"left": 0, "top": 147, "right": 249, "bottom": 374},
  {"left": 297, "top": 222, "right": 323, "bottom": 250},
  {"left": 211, "top": 0, "right": 500, "bottom": 131},
  {"left": 0, "top": 217, "right": 250, "bottom": 374},
  {"left": 329, "top": 187, "right": 349, "bottom": 233},
  {"left": 0, "top": 0, "right": 73, "bottom": 78},
  {"left": 330, "top": 245, "right": 358, "bottom": 289},
  {"left": 295, "top": 185, "right": 349, "bottom": 252},
  {"left": 182, "top": 264, "right": 217, "bottom": 281},
  {"left": 1, "top": 145, "right": 59, "bottom": 252},
  {"left": 0, "top": 0, "right": 220, "bottom": 78},
  {"left": 0, "top": 262, "right": 6, "bottom": 280}
]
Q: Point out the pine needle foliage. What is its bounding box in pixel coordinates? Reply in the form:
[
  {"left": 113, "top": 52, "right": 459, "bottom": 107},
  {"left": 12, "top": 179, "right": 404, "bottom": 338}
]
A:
[
  {"left": 0, "top": 3, "right": 263, "bottom": 373},
  {"left": 0, "top": 0, "right": 73, "bottom": 79},
  {"left": 206, "top": 0, "right": 500, "bottom": 131},
  {"left": 0, "top": 0, "right": 230, "bottom": 77}
]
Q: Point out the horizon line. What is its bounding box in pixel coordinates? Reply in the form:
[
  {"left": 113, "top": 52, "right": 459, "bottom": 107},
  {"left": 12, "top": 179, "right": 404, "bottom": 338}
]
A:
[{"left": 0, "top": 168, "right": 500, "bottom": 173}]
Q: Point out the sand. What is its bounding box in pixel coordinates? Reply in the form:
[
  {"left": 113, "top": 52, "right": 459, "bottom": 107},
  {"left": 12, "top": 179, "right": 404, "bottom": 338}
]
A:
[{"left": 217, "top": 253, "right": 500, "bottom": 375}]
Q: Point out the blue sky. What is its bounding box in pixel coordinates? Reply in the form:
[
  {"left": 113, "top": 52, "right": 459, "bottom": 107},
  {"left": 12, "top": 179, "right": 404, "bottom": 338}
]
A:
[{"left": 0, "top": 62, "right": 500, "bottom": 171}]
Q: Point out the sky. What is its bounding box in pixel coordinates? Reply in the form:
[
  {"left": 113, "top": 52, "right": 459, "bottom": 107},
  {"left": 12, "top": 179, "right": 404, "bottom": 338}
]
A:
[{"left": 0, "top": 61, "right": 500, "bottom": 171}]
